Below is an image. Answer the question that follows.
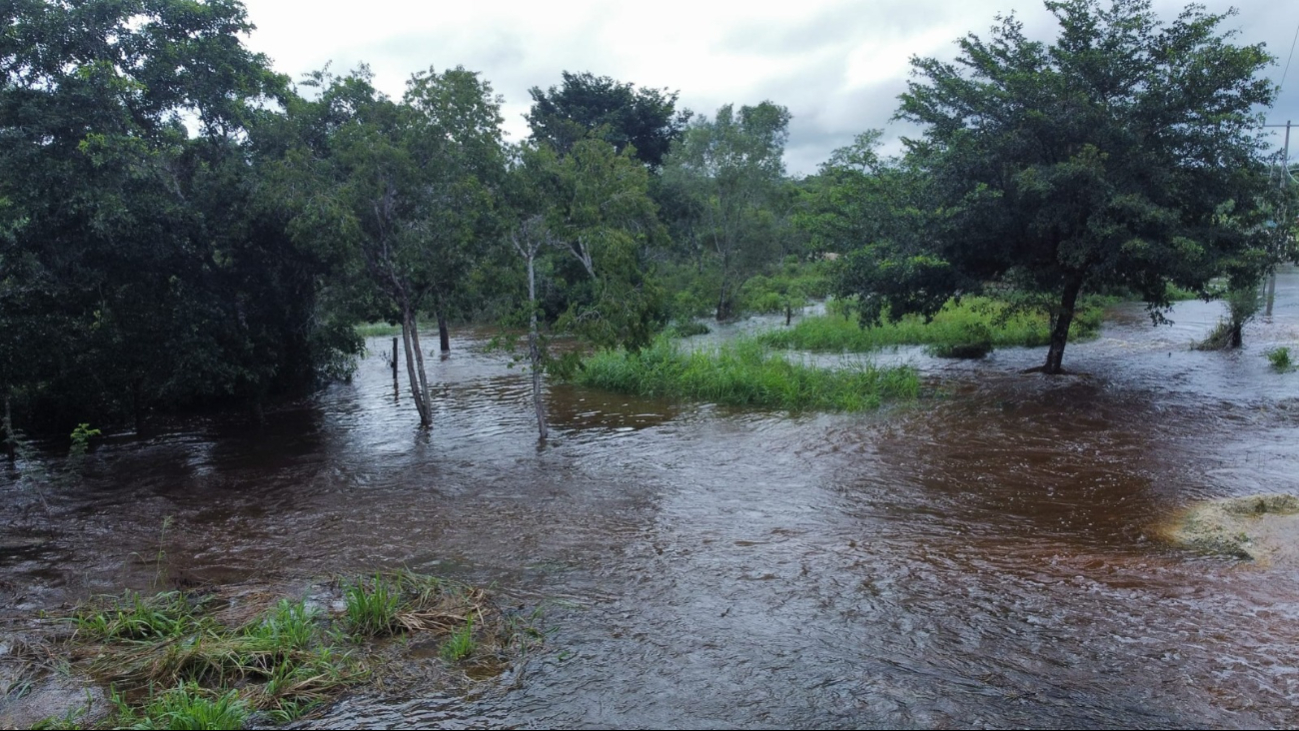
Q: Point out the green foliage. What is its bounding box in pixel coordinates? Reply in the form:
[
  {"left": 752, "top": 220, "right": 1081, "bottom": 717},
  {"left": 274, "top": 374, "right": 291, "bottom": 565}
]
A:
[
  {"left": 56, "top": 572, "right": 535, "bottom": 728},
  {"left": 343, "top": 576, "right": 402, "bottom": 637},
  {"left": 665, "top": 321, "right": 711, "bottom": 338},
  {"left": 852, "top": 0, "right": 1278, "bottom": 373},
  {"left": 526, "top": 71, "right": 690, "bottom": 169},
  {"left": 67, "top": 424, "right": 101, "bottom": 459},
  {"left": 439, "top": 617, "right": 476, "bottom": 663},
  {"left": 509, "top": 137, "right": 668, "bottom": 352},
  {"left": 112, "top": 684, "right": 247, "bottom": 731},
  {"left": 1266, "top": 347, "right": 1294, "bottom": 372},
  {"left": 73, "top": 591, "right": 206, "bottom": 642},
  {"left": 662, "top": 102, "right": 793, "bottom": 321},
  {"left": 760, "top": 297, "right": 1105, "bottom": 353},
  {"left": 1, "top": 0, "right": 362, "bottom": 433},
  {"left": 574, "top": 336, "right": 919, "bottom": 412}
]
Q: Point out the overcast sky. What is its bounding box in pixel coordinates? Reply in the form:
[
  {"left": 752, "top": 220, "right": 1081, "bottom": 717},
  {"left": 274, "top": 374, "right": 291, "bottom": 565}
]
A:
[{"left": 238, "top": 0, "right": 1299, "bottom": 176}]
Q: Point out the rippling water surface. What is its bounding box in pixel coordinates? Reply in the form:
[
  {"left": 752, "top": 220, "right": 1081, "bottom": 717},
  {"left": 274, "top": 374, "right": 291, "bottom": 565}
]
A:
[{"left": 5, "top": 273, "right": 1299, "bottom": 728}]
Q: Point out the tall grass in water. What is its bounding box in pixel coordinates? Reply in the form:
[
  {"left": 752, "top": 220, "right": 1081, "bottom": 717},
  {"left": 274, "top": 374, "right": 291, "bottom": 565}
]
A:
[
  {"left": 575, "top": 336, "right": 919, "bottom": 411},
  {"left": 760, "top": 296, "right": 1106, "bottom": 354}
]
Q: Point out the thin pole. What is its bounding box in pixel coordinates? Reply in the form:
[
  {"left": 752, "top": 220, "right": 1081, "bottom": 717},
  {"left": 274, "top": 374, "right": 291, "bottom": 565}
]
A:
[{"left": 1267, "top": 121, "right": 1290, "bottom": 318}]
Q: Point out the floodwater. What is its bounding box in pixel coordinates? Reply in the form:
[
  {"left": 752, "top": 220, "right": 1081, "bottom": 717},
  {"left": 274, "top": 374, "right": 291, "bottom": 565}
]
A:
[{"left": 4, "top": 272, "right": 1299, "bottom": 729}]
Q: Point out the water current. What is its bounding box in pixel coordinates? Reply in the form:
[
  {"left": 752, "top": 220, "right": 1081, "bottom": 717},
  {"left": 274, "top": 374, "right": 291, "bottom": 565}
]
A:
[{"left": 4, "top": 273, "right": 1299, "bottom": 728}]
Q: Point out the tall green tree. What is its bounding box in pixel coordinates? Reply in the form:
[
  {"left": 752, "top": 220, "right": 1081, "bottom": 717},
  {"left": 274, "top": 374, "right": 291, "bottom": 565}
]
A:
[
  {"left": 663, "top": 101, "right": 791, "bottom": 321},
  {"left": 848, "top": 0, "right": 1276, "bottom": 374},
  {"left": 526, "top": 71, "right": 690, "bottom": 169},
  {"left": 1, "top": 0, "right": 352, "bottom": 432},
  {"left": 275, "top": 66, "right": 504, "bottom": 429}
]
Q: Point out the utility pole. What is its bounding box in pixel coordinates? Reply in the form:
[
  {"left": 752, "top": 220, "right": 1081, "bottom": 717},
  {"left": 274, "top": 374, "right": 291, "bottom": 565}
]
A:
[{"left": 1266, "top": 120, "right": 1289, "bottom": 319}]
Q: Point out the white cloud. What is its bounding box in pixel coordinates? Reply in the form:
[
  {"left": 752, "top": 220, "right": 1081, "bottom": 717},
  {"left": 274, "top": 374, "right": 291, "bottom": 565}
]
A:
[{"left": 239, "top": 0, "right": 1299, "bottom": 175}]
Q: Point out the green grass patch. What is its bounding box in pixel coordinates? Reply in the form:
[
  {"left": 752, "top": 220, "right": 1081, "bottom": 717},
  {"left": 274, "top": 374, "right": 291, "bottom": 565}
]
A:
[
  {"left": 665, "top": 320, "right": 711, "bottom": 338},
  {"left": 759, "top": 296, "right": 1106, "bottom": 355},
  {"left": 354, "top": 322, "right": 403, "bottom": 337},
  {"left": 1266, "top": 346, "right": 1294, "bottom": 372},
  {"left": 574, "top": 335, "right": 919, "bottom": 412},
  {"left": 45, "top": 572, "right": 539, "bottom": 728}
]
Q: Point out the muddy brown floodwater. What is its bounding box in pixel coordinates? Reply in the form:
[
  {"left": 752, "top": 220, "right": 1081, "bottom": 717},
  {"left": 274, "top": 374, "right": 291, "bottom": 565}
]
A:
[{"left": 5, "top": 272, "right": 1299, "bottom": 729}]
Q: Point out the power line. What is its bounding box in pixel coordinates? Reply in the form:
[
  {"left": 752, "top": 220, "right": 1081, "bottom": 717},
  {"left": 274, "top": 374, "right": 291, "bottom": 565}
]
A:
[{"left": 1281, "top": 19, "right": 1299, "bottom": 95}]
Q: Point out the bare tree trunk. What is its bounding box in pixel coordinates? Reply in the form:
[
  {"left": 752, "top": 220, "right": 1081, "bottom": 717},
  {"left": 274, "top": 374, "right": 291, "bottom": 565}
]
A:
[
  {"left": 3, "top": 394, "right": 15, "bottom": 463},
  {"left": 1265, "top": 270, "right": 1277, "bottom": 319},
  {"left": 437, "top": 310, "right": 451, "bottom": 356},
  {"left": 410, "top": 316, "right": 433, "bottom": 426},
  {"left": 401, "top": 308, "right": 431, "bottom": 428},
  {"left": 527, "top": 251, "right": 548, "bottom": 441},
  {"left": 132, "top": 378, "right": 145, "bottom": 436},
  {"left": 1043, "top": 276, "right": 1083, "bottom": 375}
]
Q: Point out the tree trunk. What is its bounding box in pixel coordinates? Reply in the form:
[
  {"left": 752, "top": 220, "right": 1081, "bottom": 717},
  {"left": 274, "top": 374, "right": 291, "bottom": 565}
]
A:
[
  {"left": 437, "top": 310, "right": 450, "bottom": 356},
  {"left": 1265, "top": 270, "right": 1277, "bottom": 319},
  {"left": 401, "top": 308, "right": 431, "bottom": 428},
  {"left": 1043, "top": 276, "right": 1084, "bottom": 375},
  {"left": 1230, "top": 322, "right": 1244, "bottom": 349},
  {"left": 527, "top": 251, "right": 548, "bottom": 441},
  {"left": 132, "top": 378, "right": 145, "bottom": 436},
  {"left": 3, "top": 394, "right": 15, "bottom": 463}
]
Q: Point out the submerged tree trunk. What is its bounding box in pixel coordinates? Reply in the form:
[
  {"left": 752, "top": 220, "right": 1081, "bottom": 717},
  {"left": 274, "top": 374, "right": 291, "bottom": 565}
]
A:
[
  {"left": 1043, "top": 276, "right": 1084, "bottom": 375},
  {"left": 437, "top": 310, "right": 450, "bottom": 356},
  {"left": 527, "top": 252, "right": 547, "bottom": 441},
  {"left": 3, "top": 394, "right": 15, "bottom": 463},
  {"left": 131, "top": 378, "right": 146, "bottom": 436},
  {"left": 401, "top": 307, "right": 432, "bottom": 428},
  {"left": 1230, "top": 322, "right": 1244, "bottom": 348},
  {"left": 1265, "top": 270, "right": 1277, "bottom": 319}
]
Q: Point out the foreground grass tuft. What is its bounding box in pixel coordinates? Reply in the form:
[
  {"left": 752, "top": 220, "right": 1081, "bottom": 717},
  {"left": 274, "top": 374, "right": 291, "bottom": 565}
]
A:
[
  {"left": 759, "top": 296, "right": 1106, "bottom": 354},
  {"left": 575, "top": 336, "right": 919, "bottom": 412},
  {"left": 46, "top": 572, "right": 537, "bottom": 728}
]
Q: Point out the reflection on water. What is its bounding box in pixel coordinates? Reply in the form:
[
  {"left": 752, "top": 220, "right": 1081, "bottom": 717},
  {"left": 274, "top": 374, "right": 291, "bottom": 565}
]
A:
[{"left": 3, "top": 273, "right": 1299, "bottom": 728}]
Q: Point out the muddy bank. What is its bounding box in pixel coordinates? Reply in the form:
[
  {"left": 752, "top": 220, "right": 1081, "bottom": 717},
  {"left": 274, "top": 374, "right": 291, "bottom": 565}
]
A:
[{"left": 1163, "top": 494, "right": 1299, "bottom": 563}]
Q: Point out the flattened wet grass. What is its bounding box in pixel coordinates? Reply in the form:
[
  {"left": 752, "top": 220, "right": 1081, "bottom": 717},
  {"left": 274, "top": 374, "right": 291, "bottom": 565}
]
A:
[{"left": 18, "top": 572, "right": 539, "bottom": 728}]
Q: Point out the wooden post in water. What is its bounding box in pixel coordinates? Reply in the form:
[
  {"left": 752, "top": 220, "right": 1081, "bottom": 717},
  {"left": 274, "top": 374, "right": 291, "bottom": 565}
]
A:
[
  {"left": 391, "top": 337, "right": 399, "bottom": 378},
  {"left": 1269, "top": 120, "right": 1291, "bottom": 319}
]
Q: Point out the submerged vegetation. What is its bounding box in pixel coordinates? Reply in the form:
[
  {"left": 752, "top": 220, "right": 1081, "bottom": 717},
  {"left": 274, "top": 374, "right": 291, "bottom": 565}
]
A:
[
  {"left": 574, "top": 336, "right": 919, "bottom": 411},
  {"left": 12, "top": 573, "right": 538, "bottom": 729},
  {"left": 759, "top": 297, "right": 1108, "bottom": 356},
  {"left": 1267, "top": 346, "right": 1294, "bottom": 372}
]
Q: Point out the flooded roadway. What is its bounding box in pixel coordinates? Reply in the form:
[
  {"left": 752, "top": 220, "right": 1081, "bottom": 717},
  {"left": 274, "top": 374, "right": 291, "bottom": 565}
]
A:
[{"left": 4, "top": 272, "right": 1299, "bottom": 728}]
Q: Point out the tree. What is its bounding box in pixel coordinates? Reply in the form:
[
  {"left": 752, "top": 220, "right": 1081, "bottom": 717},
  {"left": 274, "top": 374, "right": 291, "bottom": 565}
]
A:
[
  {"left": 1, "top": 0, "right": 356, "bottom": 433},
  {"left": 663, "top": 102, "right": 792, "bottom": 321},
  {"left": 274, "top": 66, "right": 504, "bottom": 429},
  {"left": 850, "top": 0, "right": 1276, "bottom": 374},
  {"left": 526, "top": 71, "right": 690, "bottom": 169}
]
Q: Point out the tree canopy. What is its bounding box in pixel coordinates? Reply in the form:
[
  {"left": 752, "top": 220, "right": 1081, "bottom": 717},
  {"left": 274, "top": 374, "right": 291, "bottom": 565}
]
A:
[
  {"left": 840, "top": 0, "right": 1277, "bottom": 373},
  {"left": 526, "top": 71, "right": 691, "bottom": 169}
]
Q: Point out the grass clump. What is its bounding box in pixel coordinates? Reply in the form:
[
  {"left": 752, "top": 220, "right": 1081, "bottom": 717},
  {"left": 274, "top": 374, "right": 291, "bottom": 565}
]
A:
[
  {"left": 41, "top": 572, "right": 537, "bottom": 728},
  {"left": 440, "top": 618, "right": 476, "bottom": 663},
  {"left": 72, "top": 590, "right": 206, "bottom": 642},
  {"left": 344, "top": 575, "right": 402, "bottom": 636},
  {"left": 760, "top": 296, "right": 1106, "bottom": 354},
  {"left": 354, "top": 322, "right": 404, "bottom": 338},
  {"left": 109, "top": 684, "right": 247, "bottom": 730},
  {"left": 574, "top": 335, "right": 919, "bottom": 412},
  {"left": 1266, "top": 346, "right": 1294, "bottom": 372},
  {"left": 665, "top": 320, "right": 711, "bottom": 338}
]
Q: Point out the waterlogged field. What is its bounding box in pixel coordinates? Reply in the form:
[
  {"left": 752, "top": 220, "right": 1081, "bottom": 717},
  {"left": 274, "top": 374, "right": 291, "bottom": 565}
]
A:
[
  {"left": 759, "top": 296, "right": 1108, "bottom": 355},
  {"left": 3, "top": 274, "right": 1299, "bottom": 729}
]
